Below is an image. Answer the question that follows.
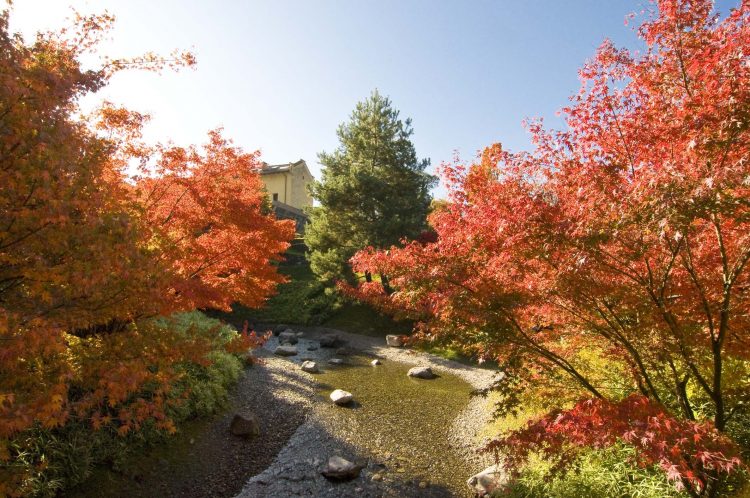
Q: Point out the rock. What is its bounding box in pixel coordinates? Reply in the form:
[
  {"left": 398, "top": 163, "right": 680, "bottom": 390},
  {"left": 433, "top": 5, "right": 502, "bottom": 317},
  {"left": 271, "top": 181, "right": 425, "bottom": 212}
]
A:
[
  {"left": 321, "top": 456, "right": 362, "bottom": 480},
  {"left": 328, "top": 358, "right": 344, "bottom": 365},
  {"left": 407, "top": 366, "right": 436, "bottom": 379},
  {"left": 300, "top": 360, "right": 319, "bottom": 373},
  {"left": 419, "top": 481, "right": 429, "bottom": 489},
  {"left": 330, "top": 389, "right": 353, "bottom": 405},
  {"left": 273, "top": 324, "right": 289, "bottom": 336},
  {"left": 307, "top": 344, "right": 319, "bottom": 351},
  {"left": 467, "top": 465, "right": 507, "bottom": 497},
  {"left": 296, "top": 331, "right": 304, "bottom": 337},
  {"left": 229, "top": 413, "right": 260, "bottom": 437},
  {"left": 274, "top": 344, "right": 298, "bottom": 356},
  {"left": 386, "top": 335, "right": 405, "bottom": 347},
  {"left": 319, "top": 333, "right": 341, "bottom": 348},
  {"left": 279, "top": 330, "right": 298, "bottom": 344},
  {"left": 371, "top": 359, "right": 382, "bottom": 366},
  {"left": 371, "top": 473, "right": 383, "bottom": 481}
]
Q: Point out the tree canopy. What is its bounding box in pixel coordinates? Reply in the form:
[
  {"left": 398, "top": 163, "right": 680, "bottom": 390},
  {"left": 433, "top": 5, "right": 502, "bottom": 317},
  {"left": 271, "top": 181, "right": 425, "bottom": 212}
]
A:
[
  {"left": 0, "top": 11, "right": 293, "bottom": 491},
  {"left": 306, "top": 90, "right": 435, "bottom": 283},
  {"left": 348, "top": 1, "right": 750, "bottom": 495}
]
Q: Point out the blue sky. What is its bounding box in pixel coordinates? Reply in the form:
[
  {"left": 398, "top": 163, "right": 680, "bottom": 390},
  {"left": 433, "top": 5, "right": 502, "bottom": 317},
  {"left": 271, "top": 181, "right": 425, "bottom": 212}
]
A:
[{"left": 8, "top": 1, "right": 738, "bottom": 196}]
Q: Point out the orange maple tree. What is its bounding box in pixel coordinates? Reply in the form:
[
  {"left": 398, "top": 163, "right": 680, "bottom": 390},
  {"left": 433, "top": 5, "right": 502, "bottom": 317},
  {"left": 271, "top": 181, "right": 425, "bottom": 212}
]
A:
[{"left": 0, "top": 10, "right": 292, "bottom": 493}]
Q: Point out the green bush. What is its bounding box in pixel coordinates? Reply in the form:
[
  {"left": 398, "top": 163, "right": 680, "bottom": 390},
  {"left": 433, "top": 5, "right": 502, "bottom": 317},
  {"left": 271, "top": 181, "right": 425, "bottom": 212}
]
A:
[
  {"left": 6, "top": 311, "right": 245, "bottom": 497},
  {"left": 502, "top": 444, "right": 686, "bottom": 498}
]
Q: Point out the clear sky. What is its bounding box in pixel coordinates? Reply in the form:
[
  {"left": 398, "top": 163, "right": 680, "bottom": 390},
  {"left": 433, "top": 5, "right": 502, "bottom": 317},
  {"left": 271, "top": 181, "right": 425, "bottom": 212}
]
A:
[{"left": 7, "top": 1, "right": 738, "bottom": 196}]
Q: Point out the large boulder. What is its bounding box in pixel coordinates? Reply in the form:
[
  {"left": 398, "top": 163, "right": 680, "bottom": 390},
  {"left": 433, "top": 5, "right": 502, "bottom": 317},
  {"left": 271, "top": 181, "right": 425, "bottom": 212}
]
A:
[
  {"left": 407, "top": 366, "right": 436, "bottom": 379},
  {"left": 321, "top": 456, "right": 363, "bottom": 480},
  {"left": 229, "top": 413, "right": 260, "bottom": 437},
  {"left": 329, "top": 389, "right": 353, "bottom": 406},
  {"left": 274, "top": 344, "right": 298, "bottom": 356},
  {"left": 273, "top": 324, "right": 289, "bottom": 336},
  {"left": 319, "top": 333, "right": 342, "bottom": 348},
  {"left": 385, "top": 335, "right": 405, "bottom": 347},
  {"left": 300, "top": 360, "right": 319, "bottom": 373},
  {"left": 467, "top": 465, "right": 507, "bottom": 497},
  {"left": 278, "top": 330, "right": 298, "bottom": 344}
]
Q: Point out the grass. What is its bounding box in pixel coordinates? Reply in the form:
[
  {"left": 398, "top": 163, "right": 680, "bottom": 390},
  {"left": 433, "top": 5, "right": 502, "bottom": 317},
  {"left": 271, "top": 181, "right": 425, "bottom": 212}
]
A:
[{"left": 213, "top": 251, "right": 413, "bottom": 338}]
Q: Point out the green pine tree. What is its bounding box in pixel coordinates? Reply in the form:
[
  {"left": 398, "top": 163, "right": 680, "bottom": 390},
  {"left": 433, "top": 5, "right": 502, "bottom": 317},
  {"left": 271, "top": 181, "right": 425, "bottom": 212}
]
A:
[{"left": 306, "top": 90, "right": 436, "bottom": 284}]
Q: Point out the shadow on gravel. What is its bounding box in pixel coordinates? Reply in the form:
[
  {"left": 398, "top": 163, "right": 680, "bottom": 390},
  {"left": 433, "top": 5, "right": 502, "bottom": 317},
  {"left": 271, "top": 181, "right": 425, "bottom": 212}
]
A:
[{"left": 237, "top": 417, "right": 461, "bottom": 498}]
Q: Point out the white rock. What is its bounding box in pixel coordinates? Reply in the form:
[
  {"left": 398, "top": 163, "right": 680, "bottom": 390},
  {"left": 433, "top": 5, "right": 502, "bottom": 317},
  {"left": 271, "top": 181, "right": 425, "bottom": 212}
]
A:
[
  {"left": 300, "top": 360, "right": 319, "bottom": 373},
  {"left": 385, "top": 335, "right": 404, "bottom": 347},
  {"left": 330, "top": 389, "right": 353, "bottom": 406},
  {"left": 407, "top": 366, "right": 436, "bottom": 379},
  {"left": 321, "top": 456, "right": 362, "bottom": 480},
  {"left": 467, "top": 464, "right": 507, "bottom": 497},
  {"left": 371, "top": 359, "right": 382, "bottom": 366}
]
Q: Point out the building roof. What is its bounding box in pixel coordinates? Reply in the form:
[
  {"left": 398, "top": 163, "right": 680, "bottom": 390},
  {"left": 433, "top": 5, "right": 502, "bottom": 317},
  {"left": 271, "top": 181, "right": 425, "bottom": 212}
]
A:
[{"left": 260, "top": 159, "right": 307, "bottom": 175}]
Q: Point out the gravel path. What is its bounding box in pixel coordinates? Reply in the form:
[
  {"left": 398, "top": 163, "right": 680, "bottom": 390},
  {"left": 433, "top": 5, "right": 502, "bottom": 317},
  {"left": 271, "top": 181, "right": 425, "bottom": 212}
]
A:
[{"left": 236, "top": 326, "right": 499, "bottom": 498}]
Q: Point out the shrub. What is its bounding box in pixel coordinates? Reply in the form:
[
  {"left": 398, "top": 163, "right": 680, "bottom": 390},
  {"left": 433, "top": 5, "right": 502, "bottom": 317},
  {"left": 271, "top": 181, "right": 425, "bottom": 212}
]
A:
[
  {"left": 503, "top": 444, "right": 686, "bottom": 498},
  {"left": 2, "top": 312, "right": 246, "bottom": 497}
]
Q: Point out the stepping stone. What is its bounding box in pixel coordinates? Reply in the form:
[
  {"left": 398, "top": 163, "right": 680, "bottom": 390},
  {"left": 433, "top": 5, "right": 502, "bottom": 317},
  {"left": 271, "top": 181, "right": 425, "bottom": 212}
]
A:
[
  {"left": 273, "top": 324, "right": 289, "bottom": 336},
  {"left": 407, "top": 366, "right": 436, "bottom": 379},
  {"left": 300, "top": 360, "right": 319, "bottom": 373},
  {"left": 329, "top": 389, "right": 353, "bottom": 406},
  {"left": 467, "top": 464, "right": 507, "bottom": 496},
  {"left": 274, "top": 344, "right": 298, "bottom": 356},
  {"left": 279, "top": 330, "right": 298, "bottom": 344},
  {"left": 320, "top": 333, "right": 342, "bottom": 348},
  {"left": 386, "top": 335, "right": 405, "bottom": 347},
  {"left": 321, "top": 456, "right": 362, "bottom": 480}
]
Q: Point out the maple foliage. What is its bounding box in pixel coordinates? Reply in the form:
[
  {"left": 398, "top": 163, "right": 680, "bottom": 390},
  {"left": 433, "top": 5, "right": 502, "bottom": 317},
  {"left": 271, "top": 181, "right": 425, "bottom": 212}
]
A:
[
  {"left": 138, "top": 131, "right": 293, "bottom": 313},
  {"left": 349, "top": 0, "right": 750, "bottom": 494},
  {"left": 485, "top": 395, "right": 742, "bottom": 495},
  {"left": 0, "top": 9, "right": 291, "bottom": 494}
]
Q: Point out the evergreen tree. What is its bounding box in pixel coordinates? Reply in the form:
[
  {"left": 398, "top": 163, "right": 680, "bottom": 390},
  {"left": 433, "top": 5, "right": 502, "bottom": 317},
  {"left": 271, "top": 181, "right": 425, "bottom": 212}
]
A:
[{"left": 307, "top": 90, "right": 435, "bottom": 283}]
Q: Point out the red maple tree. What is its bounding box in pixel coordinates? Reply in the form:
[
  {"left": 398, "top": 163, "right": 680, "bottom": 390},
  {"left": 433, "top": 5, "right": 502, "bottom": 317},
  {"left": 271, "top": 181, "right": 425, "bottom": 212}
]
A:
[{"left": 349, "top": 1, "right": 750, "bottom": 494}]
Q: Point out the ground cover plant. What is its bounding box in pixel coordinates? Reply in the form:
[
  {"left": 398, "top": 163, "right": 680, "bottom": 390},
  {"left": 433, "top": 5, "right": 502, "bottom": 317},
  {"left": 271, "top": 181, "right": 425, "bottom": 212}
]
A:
[{"left": 348, "top": 1, "right": 750, "bottom": 495}]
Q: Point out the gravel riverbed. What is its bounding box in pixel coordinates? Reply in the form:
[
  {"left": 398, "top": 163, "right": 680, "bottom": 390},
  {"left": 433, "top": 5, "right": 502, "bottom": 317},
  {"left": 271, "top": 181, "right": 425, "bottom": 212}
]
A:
[
  {"left": 236, "top": 326, "right": 499, "bottom": 498},
  {"left": 68, "top": 325, "right": 499, "bottom": 498}
]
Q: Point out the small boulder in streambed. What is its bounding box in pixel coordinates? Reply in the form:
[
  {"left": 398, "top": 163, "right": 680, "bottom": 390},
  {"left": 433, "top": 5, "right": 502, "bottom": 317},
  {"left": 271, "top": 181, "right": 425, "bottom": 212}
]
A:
[
  {"left": 273, "top": 324, "right": 289, "bottom": 336},
  {"left": 300, "top": 360, "right": 319, "bottom": 373},
  {"left": 467, "top": 464, "right": 507, "bottom": 497},
  {"left": 278, "top": 330, "right": 298, "bottom": 344},
  {"left": 328, "top": 358, "right": 344, "bottom": 365},
  {"left": 371, "top": 359, "right": 382, "bottom": 366},
  {"left": 407, "top": 366, "right": 436, "bottom": 379},
  {"left": 229, "top": 413, "right": 260, "bottom": 437},
  {"left": 319, "top": 333, "right": 342, "bottom": 348},
  {"left": 330, "top": 389, "right": 353, "bottom": 406},
  {"left": 321, "top": 456, "right": 363, "bottom": 480},
  {"left": 274, "top": 344, "right": 298, "bottom": 356},
  {"left": 386, "top": 335, "right": 405, "bottom": 347}
]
